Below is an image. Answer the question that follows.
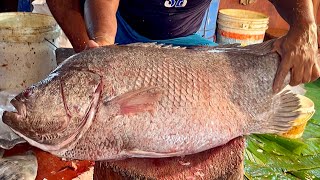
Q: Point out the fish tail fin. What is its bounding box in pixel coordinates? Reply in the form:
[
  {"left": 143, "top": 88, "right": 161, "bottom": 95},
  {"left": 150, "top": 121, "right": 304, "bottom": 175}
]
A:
[{"left": 250, "top": 90, "right": 306, "bottom": 135}]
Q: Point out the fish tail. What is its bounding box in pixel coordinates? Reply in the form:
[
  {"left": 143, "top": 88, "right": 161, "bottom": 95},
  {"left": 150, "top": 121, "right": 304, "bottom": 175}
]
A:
[{"left": 249, "top": 90, "right": 313, "bottom": 135}]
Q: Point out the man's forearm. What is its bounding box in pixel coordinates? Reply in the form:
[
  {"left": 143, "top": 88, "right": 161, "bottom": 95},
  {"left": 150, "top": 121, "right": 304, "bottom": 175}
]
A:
[
  {"left": 84, "top": 0, "right": 119, "bottom": 45},
  {"left": 47, "top": 0, "right": 90, "bottom": 52},
  {"left": 269, "top": 0, "right": 316, "bottom": 27}
]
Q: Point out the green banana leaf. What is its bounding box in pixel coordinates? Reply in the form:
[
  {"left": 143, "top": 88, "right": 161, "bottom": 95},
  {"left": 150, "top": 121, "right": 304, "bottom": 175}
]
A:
[{"left": 245, "top": 80, "right": 320, "bottom": 179}]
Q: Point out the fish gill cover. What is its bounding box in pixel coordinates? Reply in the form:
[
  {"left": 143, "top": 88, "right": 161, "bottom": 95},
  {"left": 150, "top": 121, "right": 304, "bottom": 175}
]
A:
[{"left": 245, "top": 79, "right": 320, "bottom": 179}]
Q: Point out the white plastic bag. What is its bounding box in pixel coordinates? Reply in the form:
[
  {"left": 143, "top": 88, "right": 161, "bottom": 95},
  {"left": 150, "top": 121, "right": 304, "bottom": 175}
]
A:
[{"left": 0, "top": 92, "right": 26, "bottom": 149}]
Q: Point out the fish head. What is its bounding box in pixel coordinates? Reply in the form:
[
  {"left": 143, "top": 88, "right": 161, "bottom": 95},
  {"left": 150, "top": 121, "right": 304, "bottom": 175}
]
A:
[
  {"left": 2, "top": 73, "right": 65, "bottom": 137},
  {"left": 2, "top": 70, "right": 102, "bottom": 150}
]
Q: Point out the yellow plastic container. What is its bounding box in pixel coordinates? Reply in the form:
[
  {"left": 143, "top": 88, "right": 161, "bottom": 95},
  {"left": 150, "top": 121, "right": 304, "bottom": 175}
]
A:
[
  {"left": 217, "top": 9, "right": 269, "bottom": 46},
  {"left": 281, "top": 95, "right": 315, "bottom": 139}
]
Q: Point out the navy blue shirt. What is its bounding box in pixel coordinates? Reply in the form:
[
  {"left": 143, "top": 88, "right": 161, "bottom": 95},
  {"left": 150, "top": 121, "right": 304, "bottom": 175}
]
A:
[
  {"left": 119, "top": 0, "right": 211, "bottom": 39},
  {"left": 82, "top": 0, "right": 211, "bottom": 40}
]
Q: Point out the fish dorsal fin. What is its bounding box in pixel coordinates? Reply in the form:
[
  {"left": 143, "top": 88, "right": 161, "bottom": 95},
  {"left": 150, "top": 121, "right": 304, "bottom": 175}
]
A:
[
  {"left": 104, "top": 87, "right": 163, "bottom": 116},
  {"left": 122, "top": 39, "right": 276, "bottom": 55},
  {"left": 188, "top": 43, "right": 241, "bottom": 51},
  {"left": 190, "top": 39, "right": 276, "bottom": 56},
  {"left": 241, "top": 39, "right": 276, "bottom": 55},
  {"left": 122, "top": 42, "right": 187, "bottom": 49}
]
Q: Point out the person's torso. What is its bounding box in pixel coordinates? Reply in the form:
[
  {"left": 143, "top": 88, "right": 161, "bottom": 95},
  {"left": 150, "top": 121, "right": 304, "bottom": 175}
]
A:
[{"left": 119, "top": 0, "right": 212, "bottom": 40}]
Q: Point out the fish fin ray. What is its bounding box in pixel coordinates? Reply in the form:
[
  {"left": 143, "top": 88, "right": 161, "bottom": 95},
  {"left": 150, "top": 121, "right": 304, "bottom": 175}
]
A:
[
  {"left": 105, "top": 87, "right": 163, "bottom": 116},
  {"left": 201, "top": 39, "right": 276, "bottom": 55},
  {"left": 120, "top": 39, "right": 275, "bottom": 55},
  {"left": 188, "top": 43, "right": 241, "bottom": 51},
  {"left": 240, "top": 39, "right": 276, "bottom": 55},
  {"left": 251, "top": 90, "right": 311, "bottom": 134},
  {"left": 122, "top": 42, "right": 186, "bottom": 49}
]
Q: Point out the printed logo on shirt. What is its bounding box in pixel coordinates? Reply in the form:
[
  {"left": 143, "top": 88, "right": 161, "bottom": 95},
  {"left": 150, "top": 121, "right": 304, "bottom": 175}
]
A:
[{"left": 164, "top": 0, "right": 187, "bottom": 8}]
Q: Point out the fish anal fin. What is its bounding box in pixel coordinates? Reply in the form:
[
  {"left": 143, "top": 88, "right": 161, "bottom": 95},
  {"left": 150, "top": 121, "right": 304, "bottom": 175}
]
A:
[{"left": 107, "top": 87, "right": 163, "bottom": 116}]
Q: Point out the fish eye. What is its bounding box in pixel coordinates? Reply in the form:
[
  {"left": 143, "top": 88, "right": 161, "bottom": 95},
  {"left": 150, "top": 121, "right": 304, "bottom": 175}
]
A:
[{"left": 23, "top": 89, "right": 33, "bottom": 98}]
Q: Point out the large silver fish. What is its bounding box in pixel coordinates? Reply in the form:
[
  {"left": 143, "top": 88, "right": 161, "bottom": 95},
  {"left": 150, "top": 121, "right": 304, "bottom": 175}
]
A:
[{"left": 2, "top": 41, "right": 303, "bottom": 161}]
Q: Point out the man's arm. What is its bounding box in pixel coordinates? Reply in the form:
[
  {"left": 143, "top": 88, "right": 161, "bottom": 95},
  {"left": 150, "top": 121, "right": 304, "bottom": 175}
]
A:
[
  {"left": 84, "top": 0, "right": 119, "bottom": 46},
  {"left": 47, "top": 0, "right": 90, "bottom": 52},
  {"left": 312, "top": 0, "right": 320, "bottom": 46},
  {"left": 268, "top": 0, "right": 320, "bottom": 93}
]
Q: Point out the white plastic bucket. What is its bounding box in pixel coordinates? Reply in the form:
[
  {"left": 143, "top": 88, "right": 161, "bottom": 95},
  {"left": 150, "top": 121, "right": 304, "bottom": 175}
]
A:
[
  {"left": 216, "top": 9, "right": 269, "bottom": 46},
  {"left": 0, "top": 12, "right": 60, "bottom": 93}
]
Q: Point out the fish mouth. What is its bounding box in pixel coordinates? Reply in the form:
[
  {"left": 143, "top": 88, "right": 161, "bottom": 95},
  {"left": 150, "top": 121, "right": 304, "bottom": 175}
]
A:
[
  {"left": 2, "top": 98, "right": 27, "bottom": 127},
  {"left": 11, "top": 98, "right": 27, "bottom": 117}
]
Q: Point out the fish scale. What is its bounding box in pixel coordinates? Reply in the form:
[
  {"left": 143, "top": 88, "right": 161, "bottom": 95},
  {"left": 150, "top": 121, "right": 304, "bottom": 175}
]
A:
[{"left": 139, "top": 58, "right": 204, "bottom": 109}]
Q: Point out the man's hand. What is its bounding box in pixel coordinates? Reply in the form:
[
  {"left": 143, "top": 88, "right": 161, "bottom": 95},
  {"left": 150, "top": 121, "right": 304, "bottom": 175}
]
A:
[
  {"left": 85, "top": 40, "right": 100, "bottom": 49},
  {"left": 85, "top": 35, "right": 114, "bottom": 50},
  {"left": 272, "top": 23, "right": 320, "bottom": 93}
]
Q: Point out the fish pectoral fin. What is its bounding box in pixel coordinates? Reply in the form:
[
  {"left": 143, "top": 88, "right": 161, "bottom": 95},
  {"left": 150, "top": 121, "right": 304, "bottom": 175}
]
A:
[
  {"left": 252, "top": 90, "right": 313, "bottom": 135},
  {"left": 125, "top": 149, "right": 183, "bottom": 158},
  {"left": 105, "top": 87, "right": 163, "bottom": 116}
]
